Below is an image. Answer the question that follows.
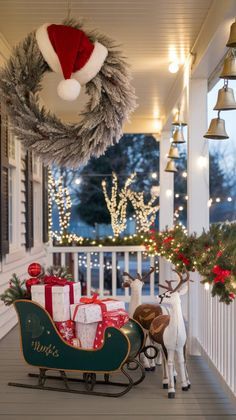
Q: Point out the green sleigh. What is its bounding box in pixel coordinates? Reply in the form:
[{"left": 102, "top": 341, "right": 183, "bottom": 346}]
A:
[{"left": 9, "top": 300, "right": 146, "bottom": 397}]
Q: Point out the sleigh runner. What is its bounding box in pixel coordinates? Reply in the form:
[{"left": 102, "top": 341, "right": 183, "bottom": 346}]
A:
[{"left": 9, "top": 300, "right": 146, "bottom": 397}]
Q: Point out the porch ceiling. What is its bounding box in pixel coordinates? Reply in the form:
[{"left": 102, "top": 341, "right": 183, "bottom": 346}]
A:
[{"left": 0, "top": 0, "right": 212, "bottom": 130}]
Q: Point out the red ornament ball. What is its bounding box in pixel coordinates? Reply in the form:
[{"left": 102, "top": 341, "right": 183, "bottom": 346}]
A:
[{"left": 28, "top": 262, "right": 42, "bottom": 277}]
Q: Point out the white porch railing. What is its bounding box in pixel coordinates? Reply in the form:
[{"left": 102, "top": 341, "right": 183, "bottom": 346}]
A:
[
  {"left": 46, "top": 245, "right": 158, "bottom": 302},
  {"left": 197, "top": 284, "right": 236, "bottom": 396},
  {"left": 46, "top": 244, "right": 236, "bottom": 395}
]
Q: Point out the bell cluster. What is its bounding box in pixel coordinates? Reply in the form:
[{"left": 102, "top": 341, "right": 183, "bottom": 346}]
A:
[
  {"left": 204, "top": 20, "right": 236, "bottom": 139},
  {"left": 165, "top": 110, "right": 187, "bottom": 173}
]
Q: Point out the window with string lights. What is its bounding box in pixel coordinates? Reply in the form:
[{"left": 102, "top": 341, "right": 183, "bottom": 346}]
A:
[{"left": 173, "top": 127, "right": 188, "bottom": 229}]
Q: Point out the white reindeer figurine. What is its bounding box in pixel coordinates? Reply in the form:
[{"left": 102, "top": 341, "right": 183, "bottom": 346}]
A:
[
  {"left": 122, "top": 267, "right": 160, "bottom": 371},
  {"left": 149, "top": 269, "right": 191, "bottom": 398}
]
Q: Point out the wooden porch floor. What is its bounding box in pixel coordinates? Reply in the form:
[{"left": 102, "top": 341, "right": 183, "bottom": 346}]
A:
[{"left": 0, "top": 328, "right": 236, "bottom": 420}]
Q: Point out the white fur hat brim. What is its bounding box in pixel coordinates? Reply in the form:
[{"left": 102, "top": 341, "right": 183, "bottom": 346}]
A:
[{"left": 36, "top": 23, "right": 108, "bottom": 85}]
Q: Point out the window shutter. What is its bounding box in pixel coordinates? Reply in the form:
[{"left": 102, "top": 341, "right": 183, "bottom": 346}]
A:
[
  {"left": 42, "top": 164, "right": 49, "bottom": 243},
  {"left": 0, "top": 103, "right": 9, "bottom": 256},
  {"left": 25, "top": 151, "right": 34, "bottom": 249}
]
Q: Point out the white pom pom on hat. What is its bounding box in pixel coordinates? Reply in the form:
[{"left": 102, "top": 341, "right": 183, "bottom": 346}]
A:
[
  {"left": 36, "top": 23, "right": 108, "bottom": 101},
  {"left": 57, "top": 79, "right": 81, "bottom": 101}
]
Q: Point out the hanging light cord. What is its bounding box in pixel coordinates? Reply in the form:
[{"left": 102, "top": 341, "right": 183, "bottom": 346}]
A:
[{"left": 66, "top": 0, "right": 72, "bottom": 20}]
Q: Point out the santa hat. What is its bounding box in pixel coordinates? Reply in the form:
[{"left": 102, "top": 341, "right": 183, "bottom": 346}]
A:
[{"left": 36, "top": 24, "right": 108, "bottom": 101}]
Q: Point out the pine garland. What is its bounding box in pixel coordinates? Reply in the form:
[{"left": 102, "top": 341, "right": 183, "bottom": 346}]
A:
[
  {"left": 0, "top": 274, "right": 29, "bottom": 306},
  {"left": 146, "top": 223, "right": 236, "bottom": 304},
  {"left": 0, "top": 19, "right": 136, "bottom": 167}
]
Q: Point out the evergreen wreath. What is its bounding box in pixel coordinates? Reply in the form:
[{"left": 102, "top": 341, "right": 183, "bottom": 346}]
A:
[{"left": 0, "top": 19, "right": 136, "bottom": 167}]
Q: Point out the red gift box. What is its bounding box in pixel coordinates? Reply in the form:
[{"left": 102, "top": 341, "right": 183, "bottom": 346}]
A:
[
  {"left": 93, "top": 308, "right": 129, "bottom": 349},
  {"left": 55, "top": 320, "right": 75, "bottom": 344}
]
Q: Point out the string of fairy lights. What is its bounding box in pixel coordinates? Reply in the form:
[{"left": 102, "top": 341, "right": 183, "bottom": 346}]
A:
[
  {"left": 101, "top": 173, "right": 136, "bottom": 237},
  {"left": 127, "top": 190, "right": 159, "bottom": 232},
  {"left": 48, "top": 169, "right": 72, "bottom": 241},
  {"left": 102, "top": 172, "right": 160, "bottom": 236},
  {"left": 48, "top": 162, "right": 235, "bottom": 245},
  {"left": 77, "top": 250, "right": 159, "bottom": 273}
]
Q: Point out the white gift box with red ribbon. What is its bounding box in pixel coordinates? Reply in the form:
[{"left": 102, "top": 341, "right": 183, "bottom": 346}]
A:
[
  {"left": 31, "top": 279, "right": 81, "bottom": 322},
  {"left": 70, "top": 295, "right": 127, "bottom": 349}
]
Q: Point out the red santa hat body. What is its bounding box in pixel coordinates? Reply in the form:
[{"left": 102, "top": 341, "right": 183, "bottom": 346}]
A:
[{"left": 36, "top": 24, "right": 108, "bottom": 101}]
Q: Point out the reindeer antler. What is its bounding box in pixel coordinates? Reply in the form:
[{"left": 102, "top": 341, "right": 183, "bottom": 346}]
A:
[
  {"left": 123, "top": 272, "right": 135, "bottom": 281},
  {"left": 159, "top": 280, "right": 176, "bottom": 292},
  {"left": 171, "top": 269, "right": 190, "bottom": 293},
  {"left": 141, "top": 267, "right": 155, "bottom": 281}
]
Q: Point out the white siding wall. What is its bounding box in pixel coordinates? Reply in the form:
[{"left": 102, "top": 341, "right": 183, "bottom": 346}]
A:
[
  {"left": 0, "top": 141, "right": 46, "bottom": 340},
  {"left": 0, "top": 34, "right": 46, "bottom": 340}
]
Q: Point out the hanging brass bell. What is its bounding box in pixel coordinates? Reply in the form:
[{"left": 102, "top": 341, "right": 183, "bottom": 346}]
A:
[
  {"left": 164, "top": 160, "right": 177, "bottom": 173},
  {"left": 220, "top": 55, "right": 236, "bottom": 80},
  {"left": 213, "top": 82, "right": 236, "bottom": 111},
  {"left": 172, "top": 128, "right": 185, "bottom": 144},
  {"left": 172, "top": 111, "right": 187, "bottom": 127},
  {"left": 226, "top": 20, "right": 236, "bottom": 48},
  {"left": 167, "top": 145, "right": 180, "bottom": 159},
  {"left": 204, "top": 114, "right": 229, "bottom": 140}
]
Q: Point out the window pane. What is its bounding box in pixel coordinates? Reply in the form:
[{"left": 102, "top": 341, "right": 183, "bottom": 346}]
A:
[{"left": 208, "top": 80, "right": 236, "bottom": 223}]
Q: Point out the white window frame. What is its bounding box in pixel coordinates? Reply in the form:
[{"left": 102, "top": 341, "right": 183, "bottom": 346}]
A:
[{"left": 32, "top": 154, "right": 41, "bottom": 182}]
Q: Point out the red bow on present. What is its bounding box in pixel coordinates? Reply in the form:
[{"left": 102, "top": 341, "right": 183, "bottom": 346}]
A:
[
  {"left": 212, "top": 265, "right": 231, "bottom": 284},
  {"left": 26, "top": 278, "right": 41, "bottom": 293},
  {"left": 43, "top": 276, "right": 69, "bottom": 286},
  {"left": 80, "top": 293, "right": 100, "bottom": 305}
]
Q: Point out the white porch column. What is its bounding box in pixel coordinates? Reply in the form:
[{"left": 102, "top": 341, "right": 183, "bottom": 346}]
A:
[
  {"left": 187, "top": 78, "right": 209, "bottom": 355},
  {"left": 159, "top": 131, "right": 174, "bottom": 284}
]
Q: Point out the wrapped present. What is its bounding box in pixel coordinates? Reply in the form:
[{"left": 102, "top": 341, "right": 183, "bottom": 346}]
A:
[
  {"left": 94, "top": 309, "right": 129, "bottom": 349},
  {"left": 70, "top": 294, "right": 125, "bottom": 323},
  {"left": 74, "top": 322, "right": 98, "bottom": 349},
  {"left": 31, "top": 277, "right": 81, "bottom": 322},
  {"left": 71, "top": 338, "right": 81, "bottom": 348},
  {"left": 70, "top": 294, "right": 128, "bottom": 349},
  {"left": 55, "top": 320, "right": 75, "bottom": 344}
]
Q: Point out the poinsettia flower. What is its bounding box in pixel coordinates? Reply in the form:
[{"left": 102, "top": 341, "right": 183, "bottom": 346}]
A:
[
  {"left": 163, "top": 236, "right": 174, "bottom": 244},
  {"left": 212, "top": 265, "right": 231, "bottom": 284},
  {"left": 177, "top": 252, "right": 190, "bottom": 266}
]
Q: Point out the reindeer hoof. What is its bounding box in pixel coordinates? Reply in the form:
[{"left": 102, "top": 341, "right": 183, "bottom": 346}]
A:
[
  {"left": 150, "top": 367, "right": 156, "bottom": 372},
  {"left": 168, "top": 392, "right": 175, "bottom": 399},
  {"left": 182, "top": 386, "right": 189, "bottom": 391},
  {"left": 145, "top": 367, "right": 151, "bottom": 371},
  {"left": 188, "top": 384, "right": 191, "bottom": 389},
  {"left": 163, "top": 383, "right": 168, "bottom": 389}
]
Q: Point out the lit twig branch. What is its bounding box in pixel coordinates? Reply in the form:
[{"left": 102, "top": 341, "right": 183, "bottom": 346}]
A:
[
  {"left": 128, "top": 190, "right": 160, "bottom": 232},
  {"left": 102, "top": 173, "right": 136, "bottom": 236},
  {"left": 48, "top": 170, "right": 72, "bottom": 239}
]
